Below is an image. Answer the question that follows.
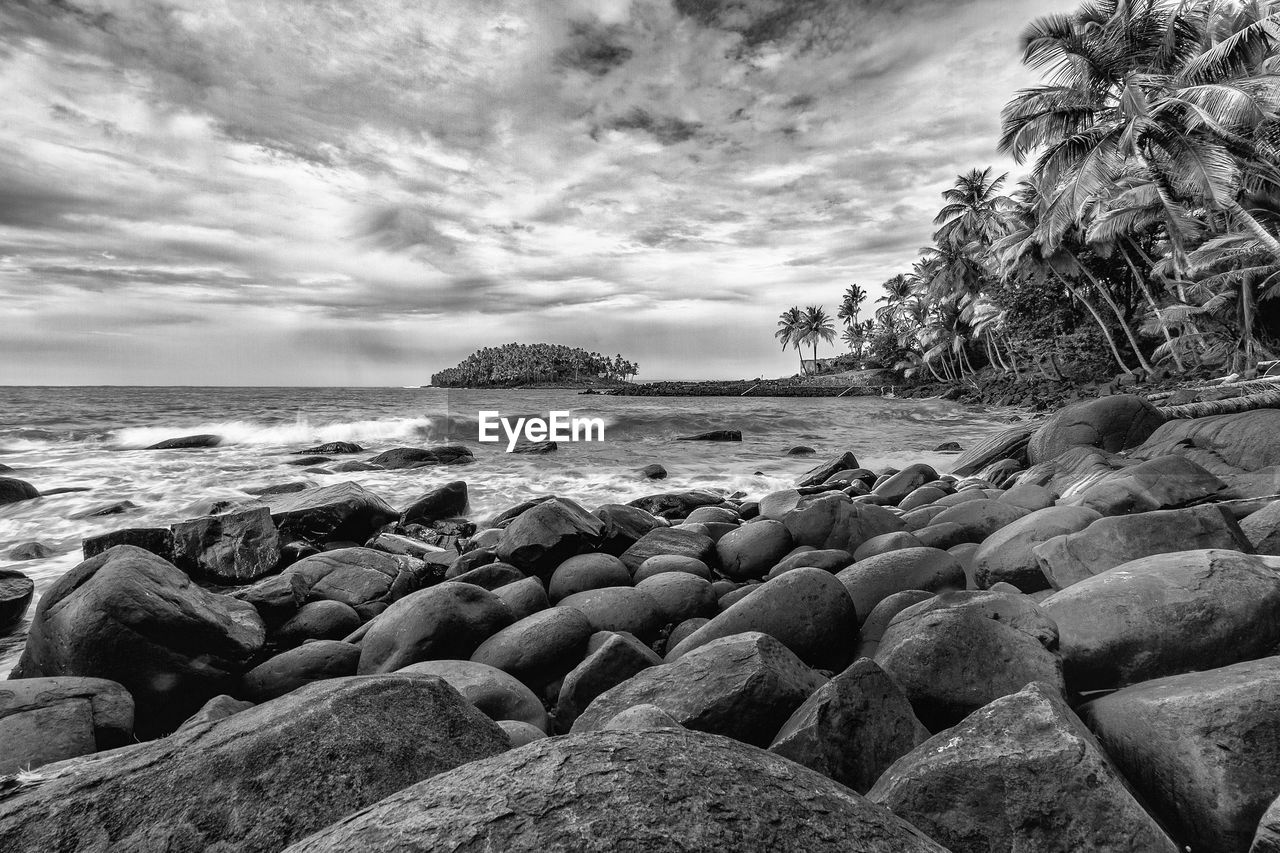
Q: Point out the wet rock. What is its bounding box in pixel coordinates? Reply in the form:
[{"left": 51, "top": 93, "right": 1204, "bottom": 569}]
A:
[
  {"left": 0, "top": 677, "right": 134, "bottom": 776},
  {"left": 243, "top": 481, "right": 313, "bottom": 496},
  {"left": 765, "top": 547, "right": 852, "bottom": 578},
  {"left": 547, "top": 552, "right": 631, "bottom": 601},
  {"left": 782, "top": 493, "right": 905, "bottom": 553},
  {"left": 81, "top": 526, "right": 174, "bottom": 561},
  {"left": 796, "top": 450, "right": 860, "bottom": 487},
  {"left": 367, "top": 445, "right": 474, "bottom": 468},
  {"left": 1041, "top": 549, "right": 1280, "bottom": 691},
  {"left": 446, "top": 561, "right": 524, "bottom": 590},
  {"left": 1027, "top": 394, "right": 1163, "bottom": 465},
  {"left": 365, "top": 532, "right": 447, "bottom": 559},
  {"left": 619, "top": 526, "right": 716, "bottom": 573},
  {"left": 398, "top": 659, "right": 549, "bottom": 732},
  {"left": 852, "top": 531, "right": 923, "bottom": 560},
  {"left": 591, "top": 503, "right": 662, "bottom": 555},
  {"left": 874, "top": 590, "right": 1063, "bottom": 731},
  {"left": 0, "top": 477, "right": 38, "bottom": 506},
  {"left": 869, "top": 682, "right": 1179, "bottom": 853},
  {"left": 635, "top": 571, "right": 717, "bottom": 624},
  {"left": 12, "top": 546, "right": 264, "bottom": 737},
  {"left": 1242, "top": 499, "right": 1280, "bottom": 555},
  {"left": 273, "top": 599, "right": 363, "bottom": 648},
  {"left": 1080, "top": 656, "right": 1280, "bottom": 853},
  {"left": 602, "top": 703, "right": 684, "bottom": 730},
  {"left": 787, "top": 445, "right": 816, "bottom": 455},
  {"left": 972, "top": 505, "right": 1101, "bottom": 592},
  {"left": 627, "top": 489, "right": 725, "bottom": 519},
  {"left": 716, "top": 519, "right": 793, "bottom": 580},
  {"left": 496, "top": 497, "right": 604, "bottom": 580},
  {"left": 471, "top": 607, "right": 594, "bottom": 692},
  {"left": 280, "top": 728, "right": 949, "bottom": 853},
  {"left": 6, "top": 541, "right": 52, "bottom": 561},
  {"left": 1253, "top": 796, "right": 1280, "bottom": 853},
  {"left": 950, "top": 424, "right": 1034, "bottom": 477},
  {"left": 0, "top": 675, "right": 508, "bottom": 852},
  {"left": 499, "top": 719, "right": 547, "bottom": 746},
  {"left": 69, "top": 500, "right": 137, "bottom": 520},
  {"left": 556, "top": 587, "right": 663, "bottom": 640},
  {"left": 287, "top": 455, "right": 332, "bottom": 467},
  {"left": 265, "top": 481, "right": 398, "bottom": 545},
  {"left": 872, "top": 463, "right": 939, "bottom": 505},
  {"left": 855, "top": 590, "right": 934, "bottom": 659},
  {"left": 297, "top": 441, "right": 363, "bottom": 455},
  {"left": 769, "top": 658, "right": 928, "bottom": 794},
  {"left": 555, "top": 631, "right": 662, "bottom": 732},
  {"left": 400, "top": 480, "right": 468, "bottom": 525},
  {"left": 170, "top": 505, "right": 281, "bottom": 583},
  {"left": 836, "top": 547, "right": 965, "bottom": 621},
  {"left": 493, "top": 576, "right": 549, "bottom": 621},
  {"left": 0, "top": 569, "right": 35, "bottom": 632},
  {"left": 934, "top": 441, "right": 962, "bottom": 452},
  {"left": 357, "top": 582, "right": 513, "bottom": 674},
  {"left": 633, "top": 553, "right": 712, "bottom": 581},
  {"left": 1065, "top": 454, "right": 1225, "bottom": 516},
  {"left": 240, "top": 640, "right": 361, "bottom": 702},
  {"left": 176, "top": 694, "right": 253, "bottom": 731},
  {"left": 237, "top": 547, "right": 427, "bottom": 624},
  {"left": 686, "top": 505, "right": 739, "bottom": 524},
  {"left": 488, "top": 496, "right": 555, "bottom": 528},
  {"left": 639, "top": 463, "right": 667, "bottom": 480},
  {"left": 677, "top": 429, "right": 741, "bottom": 441},
  {"left": 511, "top": 440, "right": 557, "bottom": 453},
  {"left": 144, "top": 433, "right": 222, "bottom": 450},
  {"left": 928, "top": 498, "right": 1030, "bottom": 543}
]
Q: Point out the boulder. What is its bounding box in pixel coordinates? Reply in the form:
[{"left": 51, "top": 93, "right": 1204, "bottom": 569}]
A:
[
  {"left": 367, "top": 445, "right": 473, "bottom": 468},
  {"left": 144, "top": 433, "right": 222, "bottom": 449},
  {"left": 265, "top": 481, "right": 398, "bottom": 544},
  {"left": 556, "top": 587, "right": 664, "bottom": 640},
  {"left": 852, "top": 531, "right": 923, "bottom": 561},
  {"left": 1242, "top": 499, "right": 1280, "bottom": 556},
  {"left": 240, "top": 641, "right": 361, "bottom": 702},
  {"left": 1253, "top": 796, "right": 1280, "bottom": 853},
  {"left": 836, "top": 547, "right": 965, "bottom": 621},
  {"left": 0, "top": 477, "right": 39, "bottom": 505},
  {"left": 639, "top": 463, "right": 667, "bottom": 480},
  {"left": 769, "top": 658, "right": 927, "bottom": 794},
  {"left": 398, "top": 659, "right": 550, "bottom": 732},
  {"left": 1040, "top": 549, "right": 1280, "bottom": 691},
  {"left": 796, "top": 450, "right": 860, "bottom": 487},
  {"left": 781, "top": 493, "right": 905, "bottom": 553},
  {"left": 766, "top": 548, "right": 853, "bottom": 577},
  {"left": 868, "top": 682, "right": 1179, "bottom": 853},
  {"left": 176, "top": 694, "right": 253, "bottom": 731},
  {"left": 619, "top": 526, "right": 716, "bottom": 573},
  {"left": 446, "top": 562, "right": 524, "bottom": 590},
  {"left": 874, "top": 590, "right": 1063, "bottom": 731},
  {"left": 7, "top": 542, "right": 53, "bottom": 561},
  {"left": 972, "top": 505, "right": 1101, "bottom": 592},
  {"left": 591, "top": 503, "right": 662, "bottom": 555},
  {"left": 81, "top": 527, "right": 174, "bottom": 561},
  {"left": 297, "top": 441, "right": 363, "bottom": 455},
  {"left": 470, "top": 607, "right": 594, "bottom": 692},
  {"left": 357, "top": 582, "right": 514, "bottom": 674},
  {"left": 366, "top": 532, "right": 447, "bottom": 559},
  {"left": 399, "top": 480, "right": 468, "bottom": 525},
  {"left": 1064, "top": 454, "right": 1225, "bottom": 516},
  {"left": 855, "top": 590, "right": 934, "bottom": 659},
  {"left": 555, "top": 631, "right": 662, "bottom": 732},
  {"left": 686, "top": 505, "right": 740, "bottom": 524},
  {"left": 635, "top": 572, "right": 717, "bottom": 624},
  {"left": 0, "top": 677, "right": 134, "bottom": 776},
  {"left": 547, "top": 552, "right": 630, "bottom": 601},
  {"left": 493, "top": 576, "right": 549, "bottom": 621},
  {"left": 0, "top": 675, "right": 508, "bottom": 852},
  {"left": 12, "top": 545, "right": 264, "bottom": 737},
  {"left": 716, "top": 519, "right": 793, "bottom": 581},
  {"left": 758, "top": 489, "right": 804, "bottom": 520},
  {"left": 273, "top": 599, "right": 363, "bottom": 648},
  {"left": 602, "top": 703, "right": 684, "bottom": 730},
  {"left": 573, "top": 632, "right": 826, "bottom": 747},
  {"left": 999, "top": 482, "right": 1057, "bottom": 511},
  {"left": 677, "top": 429, "right": 741, "bottom": 441},
  {"left": 280, "top": 729, "right": 948, "bottom": 853},
  {"left": 499, "top": 719, "right": 547, "bottom": 746},
  {"left": 68, "top": 500, "right": 137, "bottom": 520},
  {"left": 871, "top": 464, "right": 938, "bottom": 505},
  {"left": 170, "top": 505, "right": 281, "bottom": 583},
  {"left": 667, "top": 568, "right": 858, "bottom": 671},
  {"left": 1080, "top": 656, "right": 1280, "bottom": 853},
  {"left": 627, "top": 489, "right": 725, "bottom": 519},
  {"left": 1131, "top": 408, "right": 1280, "bottom": 476},
  {"left": 912, "top": 522, "right": 969, "bottom": 551},
  {"left": 928, "top": 498, "right": 1030, "bottom": 543},
  {"left": 633, "top": 553, "right": 712, "bottom": 581},
  {"left": 488, "top": 496, "right": 554, "bottom": 528},
  {"left": 237, "top": 547, "right": 426, "bottom": 623},
  {"left": 897, "top": 486, "right": 949, "bottom": 512},
  {"left": 1035, "top": 504, "right": 1251, "bottom": 590},
  {"left": 950, "top": 424, "right": 1034, "bottom": 477},
  {"left": 496, "top": 498, "right": 603, "bottom": 579},
  {"left": 0, "top": 569, "right": 35, "bottom": 632},
  {"left": 1027, "top": 394, "right": 1163, "bottom": 465}
]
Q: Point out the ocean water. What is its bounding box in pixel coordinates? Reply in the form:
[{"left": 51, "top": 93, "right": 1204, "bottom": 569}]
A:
[{"left": 0, "top": 386, "right": 1016, "bottom": 671}]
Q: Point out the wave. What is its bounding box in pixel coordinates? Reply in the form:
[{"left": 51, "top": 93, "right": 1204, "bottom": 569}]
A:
[{"left": 110, "top": 416, "right": 442, "bottom": 449}]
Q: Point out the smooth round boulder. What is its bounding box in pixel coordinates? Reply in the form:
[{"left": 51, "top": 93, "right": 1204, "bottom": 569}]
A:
[
  {"left": 635, "top": 572, "right": 717, "bottom": 624},
  {"left": 446, "top": 562, "right": 524, "bottom": 590},
  {"left": 0, "top": 477, "right": 39, "bottom": 505},
  {"left": 556, "top": 586, "right": 664, "bottom": 640},
  {"left": 836, "top": 548, "right": 965, "bottom": 623},
  {"left": 716, "top": 520, "right": 793, "bottom": 581},
  {"left": 240, "top": 641, "right": 361, "bottom": 702},
  {"left": 633, "top": 553, "right": 712, "bottom": 582},
  {"left": 872, "top": 464, "right": 938, "bottom": 504},
  {"left": 357, "top": 582, "right": 514, "bottom": 674},
  {"left": 547, "top": 553, "right": 631, "bottom": 602},
  {"left": 929, "top": 499, "right": 1031, "bottom": 543},
  {"left": 766, "top": 548, "right": 853, "bottom": 579},
  {"left": 0, "top": 569, "right": 35, "bottom": 632},
  {"left": 852, "top": 531, "right": 924, "bottom": 561},
  {"left": 498, "top": 719, "right": 547, "bottom": 747},
  {"left": 492, "top": 576, "right": 549, "bottom": 621},
  {"left": 495, "top": 498, "right": 604, "bottom": 580},
  {"left": 1027, "top": 394, "right": 1163, "bottom": 465},
  {"left": 273, "top": 600, "right": 363, "bottom": 648},
  {"left": 972, "top": 505, "right": 1101, "bottom": 592},
  {"left": 781, "top": 493, "right": 905, "bottom": 553},
  {"left": 602, "top": 703, "right": 684, "bottom": 730},
  {"left": 470, "top": 607, "right": 594, "bottom": 692},
  {"left": 668, "top": 617, "right": 709, "bottom": 649},
  {"left": 398, "top": 659, "right": 550, "bottom": 732},
  {"left": 897, "top": 486, "right": 949, "bottom": 512},
  {"left": 686, "top": 506, "right": 740, "bottom": 525},
  {"left": 855, "top": 590, "right": 935, "bottom": 659}
]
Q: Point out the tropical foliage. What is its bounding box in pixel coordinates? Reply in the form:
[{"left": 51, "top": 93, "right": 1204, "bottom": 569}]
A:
[
  {"left": 776, "top": 305, "right": 840, "bottom": 374},
  {"left": 432, "top": 343, "right": 638, "bottom": 387}
]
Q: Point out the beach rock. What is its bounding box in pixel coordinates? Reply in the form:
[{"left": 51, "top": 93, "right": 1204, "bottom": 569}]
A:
[
  {"left": 240, "top": 640, "right": 361, "bottom": 702},
  {"left": 667, "top": 568, "right": 858, "bottom": 671},
  {"left": 496, "top": 497, "right": 604, "bottom": 579},
  {"left": 1036, "top": 504, "right": 1251, "bottom": 590},
  {"left": 367, "top": 445, "right": 473, "bottom": 468},
  {"left": 80, "top": 526, "right": 174, "bottom": 561},
  {"left": 677, "top": 429, "right": 741, "bottom": 441},
  {"left": 297, "top": 441, "right": 362, "bottom": 455},
  {"left": 1243, "top": 500, "right": 1280, "bottom": 556},
  {"left": 170, "top": 505, "right": 281, "bottom": 583},
  {"left": 591, "top": 503, "right": 662, "bottom": 555},
  {"left": 1253, "top": 797, "right": 1280, "bottom": 852},
  {"left": 0, "top": 677, "right": 134, "bottom": 775},
  {"left": 493, "top": 576, "right": 549, "bottom": 620},
  {"left": 999, "top": 482, "right": 1057, "bottom": 511},
  {"left": 874, "top": 590, "right": 1063, "bottom": 731},
  {"left": 627, "top": 489, "right": 725, "bottom": 519},
  {"left": 972, "top": 505, "right": 1101, "bottom": 592},
  {"left": 928, "top": 498, "right": 1030, "bottom": 543},
  {"left": 766, "top": 547, "right": 852, "bottom": 578},
  {"left": 68, "top": 500, "right": 137, "bottom": 519},
  {"left": 279, "top": 728, "right": 949, "bottom": 853},
  {"left": 782, "top": 492, "right": 905, "bottom": 553},
  {"left": 716, "top": 519, "right": 793, "bottom": 580},
  {"left": 273, "top": 599, "right": 362, "bottom": 647},
  {"left": 912, "top": 522, "right": 970, "bottom": 551},
  {"left": 639, "top": 463, "right": 667, "bottom": 480},
  {"left": 871, "top": 463, "right": 938, "bottom": 504},
  {"left": 619, "top": 526, "right": 716, "bottom": 573},
  {"left": 446, "top": 561, "right": 524, "bottom": 590},
  {"left": 668, "top": 616, "right": 708, "bottom": 648},
  {"left": 145, "top": 433, "right": 222, "bottom": 450},
  {"left": 237, "top": 547, "right": 424, "bottom": 623},
  {"left": 768, "top": 658, "right": 928, "bottom": 794},
  {"left": 686, "top": 505, "right": 739, "bottom": 524},
  {"left": 176, "top": 694, "right": 253, "bottom": 731},
  {"left": 1066, "top": 454, "right": 1225, "bottom": 516},
  {"left": 357, "top": 582, "right": 514, "bottom": 674},
  {"left": 13, "top": 545, "right": 264, "bottom": 737},
  {"left": 1040, "top": 549, "right": 1280, "bottom": 691},
  {"left": 0, "top": 569, "right": 35, "bottom": 632},
  {"left": 365, "top": 532, "right": 446, "bottom": 559},
  {"left": 897, "top": 486, "right": 948, "bottom": 511},
  {"left": 758, "top": 488, "right": 804, "bottom": 520},
  {"left": 635, "top": 571, "right": 717, "bottom": 623},
  {"left": 399, "top": 480, "right": 468, "bottom": 525},
  {"left": 0, "top": 477, "right": 38, "bottom": 505},
  {"left": 488, "top": 496, "right": 554, "bottom": 528},
  {"left": 0, "top": 675, "right": 508, "bottom": 853},
  {"left": 1131, "top": 408, "right": 1280, "bottom": 476},
  {"left": 398, "top": 659, "right": 550, "bottom": 732},
  {"left": 868, "top": 681, "right": 1179, "bottom": 853},
  {"left": 950, "top": 423, "right": 1034, "bottom": 476},
  {"left": 471, "top": 607, "right": 594, "bottom": 692},
  {"left": 855, "top": 590, "right": 934, "bottom": 659},
  {"left": 602, "top": 703, "right": 683, "bottom": 729},
  {"left": 852, "top": 531, "right": 923, "bottom": 560},
  {"left": 787, "top": 445, "right": 816, "bottom": 455},
  {"left": 265, "top": 481, "right": 398, "bottom": 545},
  {"left": 573, "top": 632, "right": 826, "bottom": 747},
  {"left": 556, "top": 586, "right": 664, "bottom": 640},
  {"left": 547, "top": 552, "right": 630, "bottom": 601},
  {"left": 796, "top": 450, "right": 860, "bottom": 487},
  {"left": 6, "top": 541, "right": 52, "bottom": 561},
  {"left": 836, "top": 547, "right": 965, "bottom": 620},
  {"left": 287, "top": 455, "right": 332, "bottom": 467},
  {"left": 1027, "top": 394, "right": 1163, "bottom": 465},
  {"left": 555, "top": 631, "right": 662, "bottom": 732},
  {"left": 512, "top": 439, "right": 557, "bottom": 453},
  {"left": 633, "top": 553, "right": 712, "bottom": 581},
  {"left": 499, "top": 719, "right": 547, "bottom": 746},
  {"left": 1080, "top": 656, "right": 1280, "bottom": 853},
  {"left": 718, "top": 584, "right": 758, "bottom": 609}
]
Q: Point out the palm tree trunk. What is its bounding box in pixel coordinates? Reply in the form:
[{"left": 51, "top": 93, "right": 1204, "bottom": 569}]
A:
[
  {"left": 1050, "top": 268, "right": 1134, "bottom": 373},
  {"left": 925, "top": 358, "right": 945, "bottom": 382},
  {"left": 1120, "top": 241, "right": 1184, "bottom": 373},
  {"left": 1241, "top": 276, "right": 1258, "bottom": 372},
  {"left": 1066, "top": 254, "right": 1154, "bottom": 373}
]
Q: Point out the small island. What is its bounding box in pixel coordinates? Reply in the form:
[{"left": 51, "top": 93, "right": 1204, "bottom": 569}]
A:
[{"left": 430, "top": 343, "right": 639, "bottom": 388}]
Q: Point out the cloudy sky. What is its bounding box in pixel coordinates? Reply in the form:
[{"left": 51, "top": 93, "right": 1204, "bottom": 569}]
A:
[{"left": 1, "top": 0, "right": 1067, "bottom": 385}]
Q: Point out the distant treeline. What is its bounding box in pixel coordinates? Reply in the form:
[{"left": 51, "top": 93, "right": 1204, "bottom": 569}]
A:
[{"left": 430, "top": 343, "right": 639, "bottom": 387}]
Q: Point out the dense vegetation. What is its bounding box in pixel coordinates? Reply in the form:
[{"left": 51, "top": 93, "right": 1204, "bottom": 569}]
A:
[
  {"left": 430, "top": 343, "right": 638, "bottom": 387},
  {"left": 783, "top": 0, "right": 1280, "bottom": 385}
]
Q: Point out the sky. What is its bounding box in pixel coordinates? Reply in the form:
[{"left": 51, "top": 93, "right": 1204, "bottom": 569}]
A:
[{"left": 0, "top": 0, "right": 1068, "bottom": 385}]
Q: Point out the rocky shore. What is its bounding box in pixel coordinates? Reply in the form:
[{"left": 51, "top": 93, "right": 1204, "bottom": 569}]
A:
[{"left": 3, "top": 394, "right": 1280, "bottom": 850}]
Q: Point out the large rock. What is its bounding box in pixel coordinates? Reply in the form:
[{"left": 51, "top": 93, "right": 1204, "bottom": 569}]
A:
[
  {"left": 367, "top": 445, "right": 473, "bottom": 468},
  {"left": 626, "top": 489, "right": 725, "bottom": 519},
  {"left": 1131, "top": 408, "right": 1280, "bottom": 476},
  {"left": 836, "top": 547, "right": 965, "bottom": 620},
  {"left": 591, "top": 503, "right": 662, "bottom": 555},
  {"left": 716, "top": 519, "right": 793, "bottom": 580},
  {"left": 399, "top": 480, "right": 468, "bottom": 525},
  {"left": 547, "top": 552, "right": 630, "bottom": 601},
  {"left": 796, "top": 450, "right": 860, "bottom": 487},
  {"left": 493, "top": 576, "right": 549, "bottom": 621},
  {"left": 470, "top": 607, "right": 594, "bottom": 692},
  {"left": 556, "top": 586, "right": 664, "bottom": 640},
  {"left": 635, "top": 571, "right": 717, "bottom": 624},
  {"left": 81, "top": 526, "right": 174, "bottom": 561},
  {"left": 856, "top": 590, "right": 934, "bottom": 659},
  {"left": 1080, "top": 656, "right": 1280, "bottom": 853},
  {"left": 1242, "top": 499, "right": 1280, "bottom": 556},
  {"left": 1063, "top": 454, "right": 1225, "bottom": 516},
  {"left": 769, "top": 658, "right": 927, "bottom": 794},
  {"left": 869, "top": 682, "right": 1179, "bottom": 853},
  {"left": 145, "top": 433, "right": 222, "bottom": 449},
  {"left": 928, "top": 498, "right": 1030, "bottom": 543},
  {"left": 236, "top": 547, "right": 426, "bottom": 623},
  {"left": 0, "top": 677, "right": 134, "bottom": 776},
  {"left": 170, "top": 505, "right": 281, "bottom": 583},
  {"left": 0, "top": 569, "right": 35, "bottom": 632},
  {"left": 273, "top": 599, "right": 362, "bottom": 647},
  {"left": 1035, "top": 504, "right": 1251, "bottom": 589},
  {"left": 874, "top": 590, "right": 1063, "bottom": 730},
  {"left": 358, "top": 582, "right": 514, "bottom": 674},
  {"left": 573, "top": 632, "right": 826, "bottom": 747},
  {"left": 667, "top": 568, "right": 858, "bottom": 671},
  {"left": 0, "top": 477, "right": 39, "bottom": 505},
  {"left": 871, "top": 463, "right": 938, "bottom": 504},
  {"left": 1027, "top": 394, "right": 1163, "bottom": 465},
  {"left": 0, "top": 675, "right": 508, "bottom": 852},
  {"left": 950, "top": 424, "right": 1034, "bottom": 476},
  {"left": 496, "top": 498, "right": 604, "bottom": 579},
  {"left": 781, "top": 493, "right": 905, "bottom": 553},
  {"left": 280, "top": 728, "right": 948, "bottom": 853},
  {"left": 398, "top": 659, "right": 550, "bottom": 732},
  {"left": 1040, "top": 549, "right": 1280, "bottom": 691},
  {"left": 12, "top": 545, "right": 264, "bottom": 736},
  {"left": 555, "top": 631, "right": 662, "bottom": 732},
  {"left": 265, "top": 481, "right": 398, "bottom": 544},
  {"left": 972, "top": 505, "right": 1101, "bottom": 592},
  {"left": 239, "top": 641, "right": 361, "bottom": 702},
  {"left": 619, "top": 526, "right": 716, "bottom": 573},
  {"left": 1254, "top": 796, "right": 1280, "bottom": 853}
]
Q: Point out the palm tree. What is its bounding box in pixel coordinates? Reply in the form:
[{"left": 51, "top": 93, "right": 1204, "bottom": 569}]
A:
[
  {"left": 933, "top": 167, "right": 1015, "bottom": 248},
  {"left": 837, "top": 284, "right": 867, "bottom": 334},
  {"left": 775, "top": 307, "right": 808, "bottom": 374},
  {"left": 800, "top": 305, "right": 837, "bottom": 370}
]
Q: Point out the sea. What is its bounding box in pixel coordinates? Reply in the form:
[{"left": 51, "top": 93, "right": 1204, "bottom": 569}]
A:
[{"left": 0, "top": 386, "right": 1016, "bottom": 671}]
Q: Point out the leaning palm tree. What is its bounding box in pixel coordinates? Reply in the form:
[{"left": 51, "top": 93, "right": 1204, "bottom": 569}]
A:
[
  {"left": 800, "top": 305, "right": 838, "bottom": 371},
  {"left": 837, "top": 284, "right": 867, "bottom": 333},
  {"left": 775, "top": 306, "right": 808, "bottom": 374}
]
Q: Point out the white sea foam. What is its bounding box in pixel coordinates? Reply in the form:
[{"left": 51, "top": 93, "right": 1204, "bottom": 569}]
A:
[{"left": 110, "top": 416, "right": 440, "bottom": 449}]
